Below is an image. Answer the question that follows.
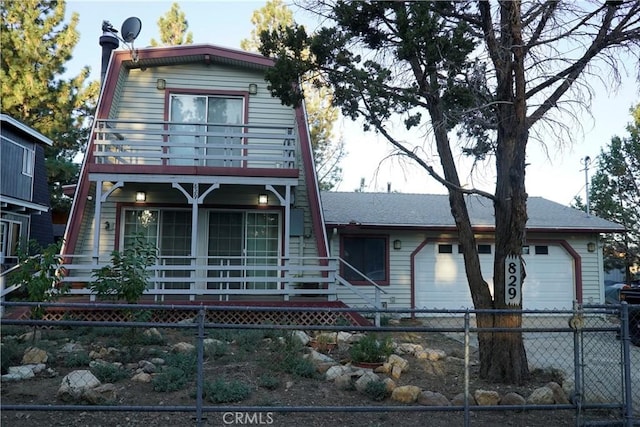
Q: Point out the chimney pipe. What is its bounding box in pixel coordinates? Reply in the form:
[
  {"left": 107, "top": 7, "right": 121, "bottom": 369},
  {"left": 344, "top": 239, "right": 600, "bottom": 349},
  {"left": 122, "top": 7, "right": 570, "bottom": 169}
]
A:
[{"left": 99, "top": 21, "right": 119, "bottom": 85}]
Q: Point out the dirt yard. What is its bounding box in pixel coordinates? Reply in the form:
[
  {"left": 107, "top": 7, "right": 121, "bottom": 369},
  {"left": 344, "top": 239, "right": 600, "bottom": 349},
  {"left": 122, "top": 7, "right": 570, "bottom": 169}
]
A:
[{"left": 0, "top": 321, "right": 620, "bottom": 427}]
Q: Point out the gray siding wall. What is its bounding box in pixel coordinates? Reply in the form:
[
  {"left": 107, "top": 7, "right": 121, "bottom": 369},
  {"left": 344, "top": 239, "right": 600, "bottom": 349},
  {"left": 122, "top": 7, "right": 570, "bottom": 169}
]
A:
[{"left": 1, "top": 135, "right": 34, "bottom": 200}]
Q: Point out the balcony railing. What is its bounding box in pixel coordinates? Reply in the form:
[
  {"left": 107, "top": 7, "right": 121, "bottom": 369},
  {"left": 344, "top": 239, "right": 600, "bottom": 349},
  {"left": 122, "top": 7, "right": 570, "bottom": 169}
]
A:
[{"left": 91, "top": 119, "right": 297, "bottom": 169}]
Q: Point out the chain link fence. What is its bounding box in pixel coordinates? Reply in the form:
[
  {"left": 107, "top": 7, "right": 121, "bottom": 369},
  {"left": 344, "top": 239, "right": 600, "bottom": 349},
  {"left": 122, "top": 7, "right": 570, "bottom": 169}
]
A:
[{"left": 0, "top": 301, "right": 637, "bottom": 426}]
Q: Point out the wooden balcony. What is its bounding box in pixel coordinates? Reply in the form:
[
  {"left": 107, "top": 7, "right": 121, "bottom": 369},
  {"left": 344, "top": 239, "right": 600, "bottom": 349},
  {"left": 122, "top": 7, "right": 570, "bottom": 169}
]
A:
[{"left": 88, "top": 119, "right": 297, "bottom": 176}]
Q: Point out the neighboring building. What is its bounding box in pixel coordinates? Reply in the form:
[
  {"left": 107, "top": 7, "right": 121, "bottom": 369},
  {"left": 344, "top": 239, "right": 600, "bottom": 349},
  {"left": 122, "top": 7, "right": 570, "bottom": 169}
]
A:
[
  {"left": 59, "top": 42, "right": 623, "bottom": 312},
  {"left": 0, "top": 114, "right": 54, "bottom": 270},
  {"left": 322, "top": 192, "right": 624, "bottom": 311}
]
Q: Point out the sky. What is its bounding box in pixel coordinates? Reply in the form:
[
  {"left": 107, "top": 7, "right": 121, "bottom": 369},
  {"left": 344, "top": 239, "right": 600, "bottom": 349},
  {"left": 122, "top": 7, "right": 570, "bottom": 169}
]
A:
[{"left": 64, "top": 0, "right": 639, "bottom": 206}]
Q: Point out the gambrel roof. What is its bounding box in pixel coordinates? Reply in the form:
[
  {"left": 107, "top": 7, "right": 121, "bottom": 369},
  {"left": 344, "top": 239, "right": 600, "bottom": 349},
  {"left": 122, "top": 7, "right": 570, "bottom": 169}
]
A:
[{"left": 321, "top": 192, "right": 624, "bottom": 233}]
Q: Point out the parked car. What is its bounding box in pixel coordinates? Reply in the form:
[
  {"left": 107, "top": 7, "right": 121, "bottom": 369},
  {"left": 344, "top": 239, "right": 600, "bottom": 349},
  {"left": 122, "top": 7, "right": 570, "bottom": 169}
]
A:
[
  {"left": 604, "top": 280, "right": 628, "bottom": 305},
  {"left": 618, "top": 281, "right": 640, "bottom": 346}
]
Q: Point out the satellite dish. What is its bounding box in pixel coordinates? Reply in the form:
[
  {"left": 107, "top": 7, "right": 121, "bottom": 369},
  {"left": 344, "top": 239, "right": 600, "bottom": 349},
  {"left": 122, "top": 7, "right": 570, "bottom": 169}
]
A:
[{"left": 121, "top": 17, "right": 142, "bottom": 43}]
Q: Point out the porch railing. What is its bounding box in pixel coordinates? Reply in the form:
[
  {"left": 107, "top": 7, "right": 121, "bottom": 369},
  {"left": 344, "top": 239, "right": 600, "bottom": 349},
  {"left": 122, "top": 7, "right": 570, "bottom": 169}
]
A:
[
  {"left": 57, "top": 255, "right": 339, "bottom": 302},
  {"left": 92, "top": 119, "right": 297, "bottom": 169}
]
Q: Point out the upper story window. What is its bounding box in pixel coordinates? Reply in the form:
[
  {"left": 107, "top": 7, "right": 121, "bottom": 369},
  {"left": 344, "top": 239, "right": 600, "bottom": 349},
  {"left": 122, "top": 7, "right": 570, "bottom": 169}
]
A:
[
  {"left": 169, "top": 94, "right": 244, "bottom": 167},
  {"left": 341, "top": 235, "right": 388, "bottom": 284},
  {"left": 22, "top": 147, "right": 34, "bottom": 176}
]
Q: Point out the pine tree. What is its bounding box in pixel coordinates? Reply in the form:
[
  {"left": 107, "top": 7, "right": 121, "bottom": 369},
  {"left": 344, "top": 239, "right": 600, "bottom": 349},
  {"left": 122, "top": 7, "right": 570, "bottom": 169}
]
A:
[
  {"left": 150, "top": 2, "right": 194, "bottom": 47},
  {"left": 242, "top": 0, "right": 344, "bottom": 190},
  {"left": 1, "top": 0, "right": 99, "bottom": 212}
]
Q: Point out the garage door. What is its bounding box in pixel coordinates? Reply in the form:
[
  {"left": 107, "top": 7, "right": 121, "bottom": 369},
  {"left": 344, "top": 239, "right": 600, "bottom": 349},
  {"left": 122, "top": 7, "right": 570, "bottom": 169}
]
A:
[{"left": 414, "top": 242, "right": 574, "bottom": 312}]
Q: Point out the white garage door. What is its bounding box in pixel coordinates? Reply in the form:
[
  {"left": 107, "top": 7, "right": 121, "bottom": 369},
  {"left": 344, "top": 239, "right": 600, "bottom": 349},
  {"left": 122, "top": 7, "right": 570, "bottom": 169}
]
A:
[{"left": 414, "top": 243, "right": 574, "bottom": 312}]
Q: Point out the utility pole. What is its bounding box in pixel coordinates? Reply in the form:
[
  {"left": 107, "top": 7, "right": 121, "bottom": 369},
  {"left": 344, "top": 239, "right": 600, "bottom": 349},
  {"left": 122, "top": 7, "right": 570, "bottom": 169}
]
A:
[{"left": 581, "top": 156, "right": 591, "bottom": 216}]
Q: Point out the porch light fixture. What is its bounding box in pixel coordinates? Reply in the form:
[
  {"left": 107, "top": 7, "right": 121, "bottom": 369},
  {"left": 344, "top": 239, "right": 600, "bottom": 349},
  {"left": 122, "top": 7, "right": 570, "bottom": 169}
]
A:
[
  {"left": 258, "top": 194, "right": 268, "bottom": 205},
  {"left": 135, "top": 191, "right": 146, "bottom": 202},
  {"left": 587, "top": 242, "right": 596, "bottom": 252},
  {"left": 248, "top": 83, "right": 258, "bottom": 95},
  {"left": 156, "top": 78, "right": 166, "bottom": 90},
  {"left": 393, "top": 239, "right": 402, "bottom": 250}
]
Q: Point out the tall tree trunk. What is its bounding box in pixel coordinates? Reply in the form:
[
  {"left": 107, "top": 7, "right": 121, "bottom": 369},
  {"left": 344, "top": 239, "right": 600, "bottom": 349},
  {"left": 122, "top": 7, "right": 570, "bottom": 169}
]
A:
[{"left": 485, "top": 0, "right": 529, "bottom": 384}]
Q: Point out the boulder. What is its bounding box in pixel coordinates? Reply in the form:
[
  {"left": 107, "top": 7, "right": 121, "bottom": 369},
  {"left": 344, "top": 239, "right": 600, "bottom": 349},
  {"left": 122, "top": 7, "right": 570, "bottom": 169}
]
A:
[
  {"left": 143, "top": 328, "right": 162, "bottom": 340},
  {"left": 500, "top": 392, "right": 526, "bottom": 406},
  {"left": 58, "top": 370, "right": 101, "bottom": 401},
  {"left": 527, "top": 386, "right": 555, "bottom": 405},
  {"left": 2, "top": 366, "right": 35, "bottom": 381},
  {"left": 291, "top": 330, "right": 311, "bottom": 345},
  {"left": 418, "top": 390, "right": 450, "bottom": 406},
  {"left": 474, "top": 389, "right": 500, "bottom": 406},
  {"left": 354, "top": 371, "right": 381, "bottom": 393},
  {"left": 131, "top": 372, "right": 152, "bottom": 383},
  {"left": 334, "top": 374, "right": 353, "bottom": 390},
  {"left": 388, "top": 354, "right": 409, "bottom": 372},
  {"left": 325, "top": 365, "right": 352, "bottom": 381},
  {"left": 546, "top": 381, "right": 570, "bottom": 404},
  {"left": 22, "top": 347, "right": 48, "bottom": 364},
  {"left": 391, "top": 385, "right": 422, "bottom": 403},
  {"left": 83, "top": 383, "right": 117, "bottom": 404},
  {"left": 171, "top": 342, "right": 195, "bottom": 353},
  {"left": 451, "top": 392, "right": 477, "bottom": 406}
]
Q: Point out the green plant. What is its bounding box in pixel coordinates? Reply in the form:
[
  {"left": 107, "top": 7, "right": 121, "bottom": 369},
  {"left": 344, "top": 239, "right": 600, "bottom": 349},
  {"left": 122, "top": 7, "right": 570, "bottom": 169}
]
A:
[
  {"left": 90, "top": 362, "right": 128, "bottom": 383},
  {"left": 9, "top": 240, "right": 68, "bottom": 319},
  {"left": 364, "top": 379, "right": 390, "bottom": 401},
  {"left": 164, "top": 351, "right": 197, "bottom": 376},
  {"left": 89, "top": 233, "right": 158, "bottom": 304},
  {"left": 152, "top": 366, "right": 188, "bottom": 392},
  {"left": 257, "top": 373, "right": 280, "bottom": 390},
  {"left": 349, "top": 334, "right": 394, "bottom": 364},
  {"left": 267, "top": 335, "right": 317, "bottom": 378},
  {"left": 64, "top": 351, "right": 91, "bottom": 368},
  {"left": 203, "top": 379, "right": 252, "bottom": 403},
  {"left": 1, "top": 340, "right": 26, "bottom": 374}
]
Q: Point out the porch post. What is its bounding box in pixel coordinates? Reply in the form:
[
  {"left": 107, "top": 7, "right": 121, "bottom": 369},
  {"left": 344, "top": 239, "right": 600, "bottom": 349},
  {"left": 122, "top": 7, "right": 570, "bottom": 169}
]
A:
[
  {"left": 92, "top": 180, "right": 103, "bottom": 264},
  {"left": 189, "top": 183, "right": 199, "bottom": 301}
]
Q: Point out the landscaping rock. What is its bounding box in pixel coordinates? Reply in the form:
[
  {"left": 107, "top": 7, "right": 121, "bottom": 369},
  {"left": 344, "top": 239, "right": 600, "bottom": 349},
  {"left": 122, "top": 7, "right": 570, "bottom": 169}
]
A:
[
  {"left": 143, "top": 328, "right": 162, "bottom": 340},
  {"left": 527, "top": 386, "right": 555, "bottom": 405},
  {"left": 22, "top": 347, "right": 48, "bottom": 364},
  {"left": 500, "top": 392, "right": 526, "bottom": 406},
  {"left": 474, "top": 389, "right": 500, "bottom": 406},
  {"left": 418, "top": 390, "right": 450, "bottom": 406},
  {"left": 131, "top": 372, "right": 152, "bottom": 383},
  {"left": 2, "top": 366, "right": 35, "bottom": 381},
  {"left": 354, "top": 371, "right": 380, "bottom": 393},
  {"left": 60, "top": 343, "right": 85, "bottom": 353},
  {"left": 325, "top": 365, "right": 351, "bottom": 381},
  {"left": 138, "top": 360, "right": 157, "bottom": 374},
  {"left": 334, "top": 374, "right": 353, "bottom": 390},
  {"left": 391, "top": 385, "right": 422, "bottom": 403},
  {"left": 83, "top": 383, "right": 117, "bottom": 404},
  {"left": 546, "top": 381, "right": 570, "bottom": 404},
  {"left": 451, "top": 392, "right": 477, "bottom": 406},
  {"left": 291, "top": 330, "right": 311, "bottom": 345},
  {"left": 58, "top": 370, "right": 101, "bottom": 401},
  {"left": 171, "top": 342, "right": 195, "bottom": 353}
]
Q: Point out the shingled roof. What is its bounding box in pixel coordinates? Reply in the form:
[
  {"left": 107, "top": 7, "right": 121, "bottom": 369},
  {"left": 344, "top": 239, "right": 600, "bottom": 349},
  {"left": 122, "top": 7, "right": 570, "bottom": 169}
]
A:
[{"left": 320, "top": 192, "right": 624, "bottom": 233}]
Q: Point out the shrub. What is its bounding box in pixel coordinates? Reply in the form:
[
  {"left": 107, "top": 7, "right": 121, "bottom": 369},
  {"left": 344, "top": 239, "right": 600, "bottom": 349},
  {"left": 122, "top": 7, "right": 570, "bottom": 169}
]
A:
[
  {"left": 90, "top": 362, "right": 128, "bottom": 383},
  {"left": 1, "top": 340, "right": 26, "bottom": 374},
  {"left": 267, "top": 335, "right": 316, "bottom": 378},
  {"left": 257, "top": 373, "right": 280, "bottom": 390},
  {"left": 64, "top": 351, "right": 91, "bottom": 368},
  {"left": 152, "top": 366, "right": 188, "bottom": 392},
  {"left": 8, "top": 240, "right": 68, "bottom": 319},
  {"left": 203, "top": 379, "right": 252, "bottom": 403},
  {"left": 164, "top": 351, "right": 197, "bottom": 376},
  {"left": 364, "top": 380, "right": 389, "bottom": 401},
  {"left": 89, "top": 233, "right": 158, "bottom": 304},
  {"left": 349, "top": 334, "right": 394, "bottom": 364}
]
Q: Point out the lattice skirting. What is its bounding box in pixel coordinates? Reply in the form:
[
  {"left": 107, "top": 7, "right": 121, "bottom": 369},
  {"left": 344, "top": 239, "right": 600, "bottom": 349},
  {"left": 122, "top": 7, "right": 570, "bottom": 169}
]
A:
[{"left": 31, "top": 305, "right": 367, "bottom": 326}]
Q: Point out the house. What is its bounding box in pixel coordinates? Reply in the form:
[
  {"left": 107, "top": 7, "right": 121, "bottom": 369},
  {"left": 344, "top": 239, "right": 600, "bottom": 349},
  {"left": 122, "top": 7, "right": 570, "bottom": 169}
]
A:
[
  {"left": 60, "top": 42, "right": 346, "bottom": 305},
  {"left": 0, "top": 114, "right": 54, "bottom": 271},
  {"left": 59, "top": 40, "right": 623, "bottom": 313},
  {"left": 321, "top": 192, "right": 625, "bottom": 311}
]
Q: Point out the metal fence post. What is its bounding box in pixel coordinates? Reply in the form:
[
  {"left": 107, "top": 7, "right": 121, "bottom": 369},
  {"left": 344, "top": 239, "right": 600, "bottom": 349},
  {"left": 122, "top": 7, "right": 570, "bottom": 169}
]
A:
[
  {"left": 570, "top": 301, "right": 584, "bottom": 427},
  {"left": 620, "top": 302, "right": 634, "bottom": 427},
  {"left": 464, "top": 310, "right": 470, "bottom": 427},
  {"left": 195, "top": 308, "right": 206, "bottom": 427}
]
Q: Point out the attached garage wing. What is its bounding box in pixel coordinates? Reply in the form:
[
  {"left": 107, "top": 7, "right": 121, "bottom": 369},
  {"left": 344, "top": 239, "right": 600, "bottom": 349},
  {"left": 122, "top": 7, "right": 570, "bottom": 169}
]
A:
[{"left": 414, "top": 242, "right": 575, "bottom": 312}]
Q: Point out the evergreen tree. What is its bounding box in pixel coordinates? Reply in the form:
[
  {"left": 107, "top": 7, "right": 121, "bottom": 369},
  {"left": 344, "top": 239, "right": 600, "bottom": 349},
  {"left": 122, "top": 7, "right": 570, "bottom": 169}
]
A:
[
  {"left": 259, "top": 1, "right": 640, "bottom": 383},
  {"left": 589, "top": 105, "right": 640, "bottom": 281},
  {"left": 1, "top": 0, "right": 99, "bottom": 212},
  {"left": 242, "top": 0, "right": 344, "bottom": 190},
  {"left": 150, "top": 2, "right": 194, "bottom": 47}
]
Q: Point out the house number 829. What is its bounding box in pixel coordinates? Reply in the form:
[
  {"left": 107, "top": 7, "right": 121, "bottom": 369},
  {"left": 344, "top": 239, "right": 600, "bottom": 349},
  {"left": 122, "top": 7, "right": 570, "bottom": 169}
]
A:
[{"left": 505, "top": 254, "right": 521, "bottom": 306}]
